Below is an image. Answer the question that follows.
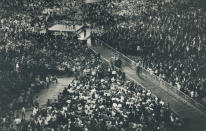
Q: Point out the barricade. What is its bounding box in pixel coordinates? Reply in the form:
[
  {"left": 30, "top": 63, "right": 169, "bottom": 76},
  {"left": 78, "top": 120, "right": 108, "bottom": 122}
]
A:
[
  {"left": 94, "top": 38, "right": 206, "bottom": 114},
  {"left": 90, "top": 42, "right": 182, "bottom": 120}
]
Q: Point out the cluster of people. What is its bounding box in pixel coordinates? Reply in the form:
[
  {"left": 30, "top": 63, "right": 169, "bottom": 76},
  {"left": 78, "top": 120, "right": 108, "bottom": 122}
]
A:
[
  {"left": 0, "top": 3, "right": 74, "bottom": 121},
  {"left": 0, "top": 0, "right": 188, "bottom": 130},
  {"left": 8, "top": 42, "right": 180, "bottom": 131},
  {"left": 0, "top": 30, "right": 182, "bottom": 130},
  {"left": 81, "top": 0, "right": 116, "bottom": 27},
  {"left": 0, "top": 0, "right": 94, "bottom": 127},
  {"left": 94, "top": 0, "right": 206, "bottom": 104}
]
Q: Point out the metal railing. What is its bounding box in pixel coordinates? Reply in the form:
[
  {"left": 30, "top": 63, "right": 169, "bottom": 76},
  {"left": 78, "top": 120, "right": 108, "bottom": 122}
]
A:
[
  {"left": 90, "top": 39, "right": 182, "bottom": 120},
  {"left": 94, "top": 38, "right": 206, "bottom": 114}
]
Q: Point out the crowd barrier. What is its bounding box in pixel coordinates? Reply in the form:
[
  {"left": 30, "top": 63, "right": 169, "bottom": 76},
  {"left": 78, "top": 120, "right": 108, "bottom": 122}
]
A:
[
  {"left": 89, "top": 39, "right": 182, "bottom": 120},
  {"left": 94, "top": 38, "right": 206, "bottom": 114}
]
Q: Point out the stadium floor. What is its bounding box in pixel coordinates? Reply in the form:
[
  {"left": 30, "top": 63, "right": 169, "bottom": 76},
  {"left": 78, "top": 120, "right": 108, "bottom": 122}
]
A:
[{"left": 90, "top": 44, "right": 206, "bottom": 131}]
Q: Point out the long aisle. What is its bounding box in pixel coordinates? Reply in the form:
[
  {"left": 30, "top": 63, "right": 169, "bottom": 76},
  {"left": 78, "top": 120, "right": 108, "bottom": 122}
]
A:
[{"left": 91, "top": 45, "right": 206, "bottom": 131}]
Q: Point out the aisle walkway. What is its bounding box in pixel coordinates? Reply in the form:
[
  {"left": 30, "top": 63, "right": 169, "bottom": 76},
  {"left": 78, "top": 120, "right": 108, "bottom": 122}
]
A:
[
  {"left": 24, "top": 77, "right": 73, "bottom": 120},
  {"left": 91, "top": 45, "right": 206, "bottom": 131},
  {"left": 35, "top": 77, "right": 73, "bottom": 107}
]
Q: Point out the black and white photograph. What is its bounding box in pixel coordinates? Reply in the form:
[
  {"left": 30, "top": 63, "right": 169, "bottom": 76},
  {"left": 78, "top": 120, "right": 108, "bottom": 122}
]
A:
[{"left": 0, "top": 0, "right": 206, "bottom": 131}]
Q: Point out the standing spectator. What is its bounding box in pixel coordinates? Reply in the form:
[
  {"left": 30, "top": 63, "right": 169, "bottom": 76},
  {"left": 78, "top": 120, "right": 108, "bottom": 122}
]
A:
[
  {"left": 21, "top": 106, "right": 26, "bottom": 120},
  {"left": 34, "top": 96, "right": 39, "bottom": 108},
  {"left": 14, "top": 115, "right": 21, "bottom": 131}
]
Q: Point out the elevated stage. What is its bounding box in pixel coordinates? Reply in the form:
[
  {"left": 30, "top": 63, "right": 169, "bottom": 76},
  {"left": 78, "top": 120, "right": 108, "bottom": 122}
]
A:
[
  {"left": 48, "top": 24, "right": 92, "bottom": 46},
  {"left": 84, "top": 0, "right": 101, "bottom": 4},
  {"left": 48, "top": 24, "right": 83, "bottom": 32}
]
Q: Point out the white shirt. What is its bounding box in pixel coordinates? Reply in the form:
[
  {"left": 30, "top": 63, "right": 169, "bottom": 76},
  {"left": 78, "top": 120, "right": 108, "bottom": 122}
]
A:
[
  {"left": 112, "top": 71, "right": 116, "bottom": 75},
  {"left": 14, "top": 118, "right": 21, "bottom": 125},
  {"left": 32, "top": 107, "right": 38, "bottom": 116}
]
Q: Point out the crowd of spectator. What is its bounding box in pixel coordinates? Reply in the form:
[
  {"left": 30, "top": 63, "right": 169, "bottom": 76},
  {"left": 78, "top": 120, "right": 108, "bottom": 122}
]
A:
[
  {"left": 0, "top": 17, "right": 182, "bottom": 129},
  {"left": 94, "top": 0, "right": 206, "bottom": 104},
  {"left": 2, "top": 41, "right": 182, "bottom": 131},
  {"left": 0, "top": 0, "right": 88, "bottom": 128},
  {"left": 0, "top": 0, "right": 191, "bottom": 130},
  {"left": 81, "top": 0, "right": 116, "bottom": 27},
  {"left": 0, "top": 3, "right": 70, "bottom": 118}
]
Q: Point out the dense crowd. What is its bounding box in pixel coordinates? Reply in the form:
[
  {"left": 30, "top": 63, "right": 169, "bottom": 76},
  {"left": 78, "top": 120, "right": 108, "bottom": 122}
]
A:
[
  {"left": 0, "top": 4, "right": 70, "bottom": 115},
  {"left": 81, "top": 0, "right": 115, "bottom": 27},
  {"left": 0, "top": 22, "right": 182, "bottom": 129},
  {"left": 94, "top": 0, "right": 206, "bottom": 103},
  {"left": 1, "top": 0, "right": 198, "bottom": 130},
  {"left": 4, "top": 42, "right": 181, "bottom": 131},
  {"left": 0, "top": 0, "right": 88, "bottom": 128}
]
